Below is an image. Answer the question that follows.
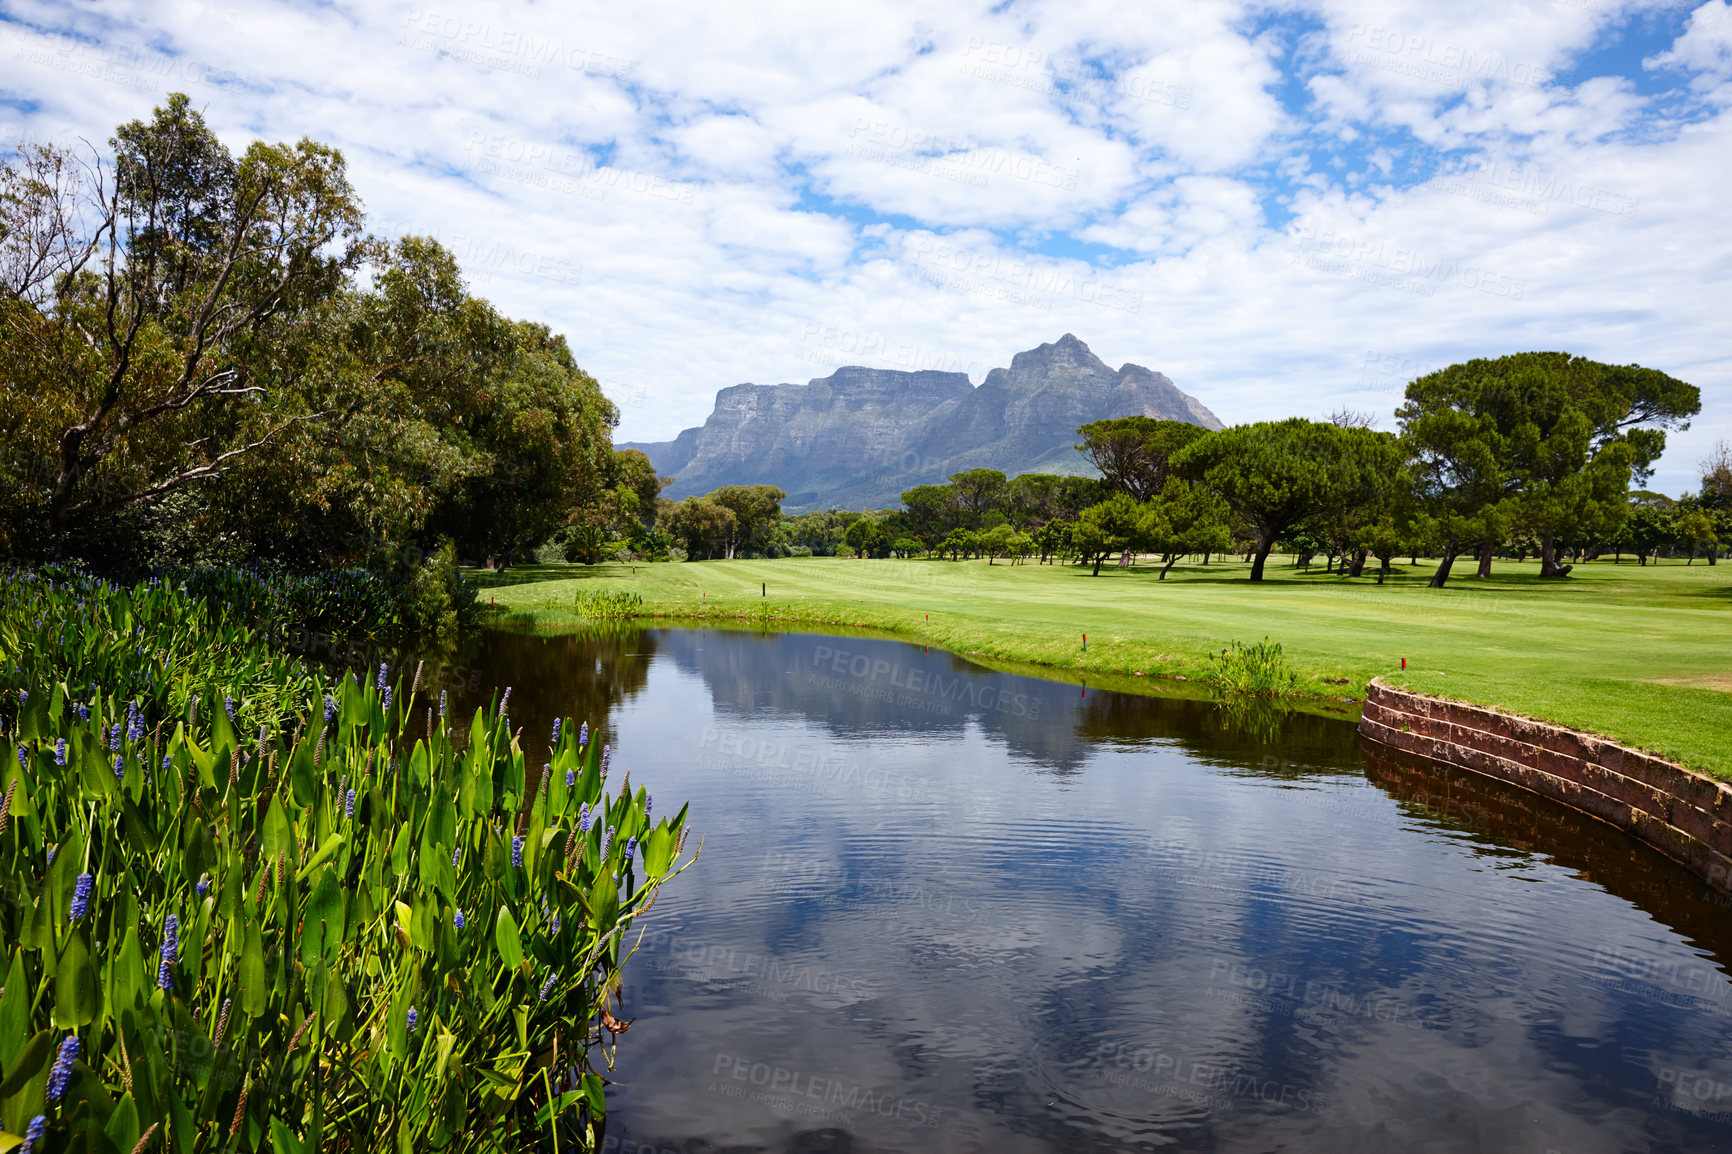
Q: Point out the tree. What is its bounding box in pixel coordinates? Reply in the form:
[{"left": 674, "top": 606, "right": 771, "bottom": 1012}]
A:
[
  {"left": 1172, "top": 419, "right": 1400, "bottom": 582},
  {"left": 1141, "top": 478, "right": 1231, "bottom": 580},
  {"left": 1073, "top": 494, "right": 1145, "bottom": 576},
  {"left": 0, "top": 95, "right": 365, "bottom": 558},
  {"left": 1398, "top": 353, "right": 1699, "bottom": 583},
  {"left": 938, "top": 527, "right": 976, "bottom": 560},
  {"left": 1077, "top": 417, "right": 1211, "bottom": 501},
  {"left": 899, "top": 483, "right": 959, "bottom": 546},
  {"left": 1007, "top": 530, "right": 1035, "bottom": 564},
  {"left": 948, "top": 468, "right": 1007, "bottom": 530},
  {"left": 978, "top": 523, "right": 1014, "bottom": 564},
  {"left": 664, "top": 496, "right": 736, "bottom": 560},
  {"left": 709, "top": 484, "right": 786, "bottom": 558},
  {"left": 1035, "top": 519, "right": 1071, "bottom": 564},
  {"left": 843, "top": 516, "right": 890, "bottom": 558}
]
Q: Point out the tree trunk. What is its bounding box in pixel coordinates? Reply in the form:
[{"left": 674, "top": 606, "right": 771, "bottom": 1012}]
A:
[
  {"left": 1539, "top": 534, "right": 1572, "bottom": 578},
  {"left": 1249, "top": 535, "right": 1276, "bottom": 582},
  {"left": 1429, "top": 542, "right": 1461, "bottom": 588},
  {"left": 1159, "top": 555, "right": 1179, "bottom": 580},
  {"left": 1377, "top": 556, "right": 1390, "bottom": 584},
  {"left": 1349, "top": 549, "right": 1367, "bottom": 578},
  {"left": 1091, "top": 552, "right": 1104, "bottom": 577},
  {"left": 1475, "top": 539, "right": 1494, "bottom": 579}
]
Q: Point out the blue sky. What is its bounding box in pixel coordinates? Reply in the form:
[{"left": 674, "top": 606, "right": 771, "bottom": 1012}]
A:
[{"left": 3, "top": 0, "right": 1728, "bottom": 493}]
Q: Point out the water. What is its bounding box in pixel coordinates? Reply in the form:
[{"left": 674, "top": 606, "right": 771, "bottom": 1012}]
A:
[{"left": 451, "top": 626, "right": 1732, "bottom": 1153}]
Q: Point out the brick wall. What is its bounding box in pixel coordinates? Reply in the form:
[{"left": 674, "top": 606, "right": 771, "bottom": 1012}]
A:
[{"left": 1359, "top": 678, "right": 1732, "bottom": 894}]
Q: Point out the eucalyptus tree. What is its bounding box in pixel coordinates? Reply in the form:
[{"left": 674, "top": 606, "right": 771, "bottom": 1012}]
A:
[{"left": 0, "top": 94, "right": 365, "bottom": 558}]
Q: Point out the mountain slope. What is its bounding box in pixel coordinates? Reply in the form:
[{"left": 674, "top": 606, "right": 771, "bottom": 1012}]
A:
[{"left": 619, "top": 335, "right": 1222, "bottom": 510}]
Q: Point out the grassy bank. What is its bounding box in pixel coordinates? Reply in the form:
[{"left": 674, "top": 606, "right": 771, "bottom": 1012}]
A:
[{"left": 477, "top": 554, "right": 1732, "bottom": 778}]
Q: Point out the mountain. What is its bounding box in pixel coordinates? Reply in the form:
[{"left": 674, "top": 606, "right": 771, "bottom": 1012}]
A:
[{"left": 618, "top": 334, "right": 1223, "bottom": 511}]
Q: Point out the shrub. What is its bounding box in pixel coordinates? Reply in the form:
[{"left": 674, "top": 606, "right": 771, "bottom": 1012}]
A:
[{"left": 1208, "top": 637, "right": 1301, "bottom": 697}]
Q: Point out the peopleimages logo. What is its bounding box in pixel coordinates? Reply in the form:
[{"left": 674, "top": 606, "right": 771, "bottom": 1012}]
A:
[{"left": 809, "top": 643, "right": 1042, "bottom": 719}]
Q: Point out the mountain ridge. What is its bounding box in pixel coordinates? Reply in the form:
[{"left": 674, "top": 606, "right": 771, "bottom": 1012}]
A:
[{"left": 619, "top": 334, "right": 1222, "bottom": 511}]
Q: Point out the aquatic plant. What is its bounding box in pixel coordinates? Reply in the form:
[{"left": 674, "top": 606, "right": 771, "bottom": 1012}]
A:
[
  {"left": 1208, "top": 637, "right": 1302, "bottom": 698},
  {"left": 573, "top": 588, "right": 644, "bottom": 620},
  {"left": 0, "top": 570, "right": 694, "bottom": 1151}
]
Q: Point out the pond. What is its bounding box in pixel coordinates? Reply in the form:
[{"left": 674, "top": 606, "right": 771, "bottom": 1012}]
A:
[{"left": 449, "top": 626, "right": 1732, "bottom": 1153}]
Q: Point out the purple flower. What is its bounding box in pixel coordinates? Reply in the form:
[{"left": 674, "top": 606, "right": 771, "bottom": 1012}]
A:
[
  {"left": 376, "top": 664, "right": 389, "bottom": 693},
  {"left": 539, "top": 973, "right": 558, "bottom": 1001},
  {"left": 645, "top": 793, "right": 652, "bottom": 820},
  {"left": 406, "top": 1007, "right": 418, "bottom": 1034},
  {"left": 579, "top": 721, "right": 589, "bottom": 746},
  {"left": 438, "top": 690, "right": 446, "bottom": 717},
  {"left": 324, "top": 695, "right": 337, "bottom": 721},
  {"left": 74, "top": 703, "right": 88, "bottom": 720},
  {"left": 109, "top": 722, "right": 122, "bottom": 752},
  {"left": 113, "top": 754, "right": 124, "bottom": 780},
  {"left": 602, "top": 744, "right": 611, "bottom": 774},
  {"left": 197, "top": 877, "right": 210, "bottom": 897},
  {"left": 47, "top": 1036, "right": 78, "bottom": 1099},
  {"left": 500, "top": 687, "right": 512, "bottom": 715},
  {"left": 70, "top": 873, "right": 92, "bottom": 920},
  {"left": 15, "top": 746, "right": 25, "bottom": 770},
  {"left": 345, "top": 789, "right": 356, "bottom": 819},
  {"left": 162, "top": 753, "right": 171, "bottom": 772},
  {"left": 624, "top": 837, "right": 638, "bottom": 862},
  {"left": 158, "top": 914, "right": 179, "bottom": 990},
  {"left": 382, "top": 686, "right": 393, "bottom": 713},
  {"left": 454, "top": 908, "right": 465, "bottom": 930},
  {"left": 126, "top": 701, "right": 143, "bottom": 742},
  {"left": 551, "top": 718, "right": 561, "bottom": 745},
  {"left": 565, "top": 767, "right": 575, "bottom": 788},
  {"left": 224, "top": 696, "right": 235, "bottom": 721},
  {"left": 21, "top": 1115, "right": 43, "bottom": 1154},
  {"left": 54, "top": 738, "right": 66, "bottom": 766},
  {"left": 511, "top": 835, "right": 525, "bottom": 868},
  {"left": 579, "top": 803, "right": 591, "bottom": 833},
  {"left": 452, "top": 845, "right": 461, "bottom": 868}
]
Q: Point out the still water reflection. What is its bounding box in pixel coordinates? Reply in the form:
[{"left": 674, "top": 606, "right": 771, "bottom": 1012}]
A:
[{"left": 450, "top": 626, "right": 1732, "bottom": 1153}]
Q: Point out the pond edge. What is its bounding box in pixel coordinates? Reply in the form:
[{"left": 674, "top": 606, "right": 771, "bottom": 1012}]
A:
[{"left": 1359, "top": 678, "right": 1732, "bottom": 894}]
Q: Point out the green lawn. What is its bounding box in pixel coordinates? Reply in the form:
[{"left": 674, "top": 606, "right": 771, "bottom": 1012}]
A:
[{"left": 477, "top": 554, "right": 1732, "bottom": 777}]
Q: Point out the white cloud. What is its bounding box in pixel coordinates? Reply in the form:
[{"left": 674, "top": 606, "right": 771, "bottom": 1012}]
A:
[{"left": 0, "top": 0, "right": 1725, "bottom": 493}]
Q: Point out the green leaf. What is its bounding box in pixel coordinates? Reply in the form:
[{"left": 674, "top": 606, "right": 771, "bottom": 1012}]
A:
[
  {"left": 641, "top": 823, "right": 676, "bottom": 880},
  {"left": 53, "top": 929, "right": 102, "bottom": 1028},
  {"left": 269, "top": 1117, "right": 306, "bottom": 1154},
  {"left": 110, "top": 923, "right": 143, "bottom": 1014},
  {"left": 588, "top": 868, "right": 619, "bottom": 934},
  {"left": 0, "top": 954, "right": 28, "bottom": 1069},
  {"left": 0, "top": 1029, "right": 51, "bottom": 1136},
  {"left": 582, "top": 1071, "right": 606, "bottom": 1118},
  {"left": 296, "top": 833, "right": 345, "bottom": 883},
  {"left": 262, "top": 797, "right": 293, "bottom": 863},
  {"left": 301, "top": 866, "right": 345, "bottom": 967},
  {"left": 182, "top": 818, "right": 214, "bottom": 887},
  {"left": 289, "top": 735, "right": 318, "bottom": 808},
  {"left": 240, "top": 920, "right": 266, "bottom": 1017},
  {"left": 104, "top": 1092, "right": 141, "bottom": 1154},
  {"left": 494, "top": 907, "right": 523, "bottom": 970}
]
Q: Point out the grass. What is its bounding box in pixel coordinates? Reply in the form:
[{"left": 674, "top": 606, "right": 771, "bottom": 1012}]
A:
[{"left": 473, "top": 553, "right": 1732, "bottom": 778}]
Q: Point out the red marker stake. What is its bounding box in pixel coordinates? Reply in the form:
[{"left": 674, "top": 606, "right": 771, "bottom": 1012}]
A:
[
  {"left": 1401, "top": 657, "right": 1406, "bottom": 670},
  {"left": 1083, "top": 633, "right": 1088, "bottom": 652}
]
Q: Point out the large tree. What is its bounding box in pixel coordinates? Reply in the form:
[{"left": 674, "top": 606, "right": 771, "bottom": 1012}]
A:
[
  {"left": 1077, "top": 417, "right": 1211, "bottom": 502},
  {"left": 1172, "top": 418, "right": 1401, "bottom": 581},
  {"left": 709, "top": 484, "right": 786, "bottom": 559},
  {"left": 1398, "top": 353, "right": 1698, "bottom": 583},
  {"left": 0, "top": 94, "right": 364, "bottom": 559},
  {"left": 947, "top": 468, "right": 1008, "bottom": 530}
]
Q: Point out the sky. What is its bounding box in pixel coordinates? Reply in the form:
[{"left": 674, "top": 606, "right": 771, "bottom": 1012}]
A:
[{"left": 2, "top": 0, "right": 1729, "bottom": 495}]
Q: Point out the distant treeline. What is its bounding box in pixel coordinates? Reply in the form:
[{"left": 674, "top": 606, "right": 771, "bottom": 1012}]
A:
[{"left": 660, "top": 355, "right": 1724, "bottom": 586}]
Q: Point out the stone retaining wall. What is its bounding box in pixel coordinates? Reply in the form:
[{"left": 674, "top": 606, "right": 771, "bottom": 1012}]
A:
[{"left": 1358, "top": 678, "right": 1732, "bottom": 893}]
